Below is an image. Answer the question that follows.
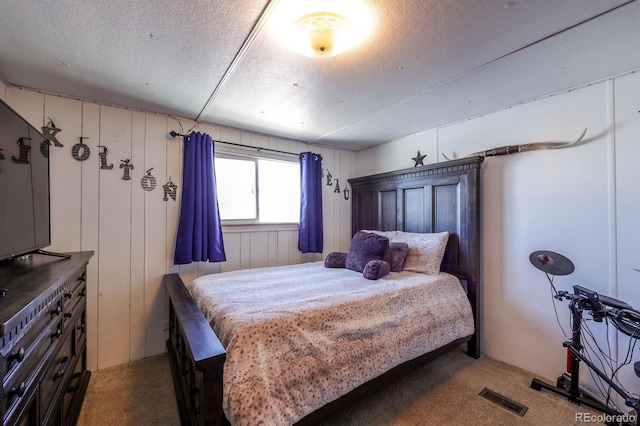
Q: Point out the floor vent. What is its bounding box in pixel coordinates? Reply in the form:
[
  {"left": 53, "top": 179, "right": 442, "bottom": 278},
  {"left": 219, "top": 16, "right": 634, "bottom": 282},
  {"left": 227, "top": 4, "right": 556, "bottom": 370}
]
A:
[{"left": 479, "top": 387, "right": 529, "bottom": 417}]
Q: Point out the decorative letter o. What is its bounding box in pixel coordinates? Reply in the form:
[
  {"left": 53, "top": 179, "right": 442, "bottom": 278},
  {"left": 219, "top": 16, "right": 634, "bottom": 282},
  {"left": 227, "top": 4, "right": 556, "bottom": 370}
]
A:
[{"left": 72, "top": 142, "right": 90, "bottom": 161}]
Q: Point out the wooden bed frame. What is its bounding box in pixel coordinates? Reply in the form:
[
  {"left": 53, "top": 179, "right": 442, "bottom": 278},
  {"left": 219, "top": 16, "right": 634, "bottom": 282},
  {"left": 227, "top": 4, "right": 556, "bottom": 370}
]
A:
[{"left": 164, "top": 156, "right": 484, "bottom": 425}]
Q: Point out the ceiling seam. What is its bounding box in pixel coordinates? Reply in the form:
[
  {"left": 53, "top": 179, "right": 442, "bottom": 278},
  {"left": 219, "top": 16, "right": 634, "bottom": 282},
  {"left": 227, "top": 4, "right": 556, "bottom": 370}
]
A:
[
  {"left": 309, "top": 0, "right": 637, "bottom": 144},
  {"left": 196, "top": 0, "right": 281, "bottom": 122},
  {"left": 389, "top": 66, "right": 639, "bottom": 149}
]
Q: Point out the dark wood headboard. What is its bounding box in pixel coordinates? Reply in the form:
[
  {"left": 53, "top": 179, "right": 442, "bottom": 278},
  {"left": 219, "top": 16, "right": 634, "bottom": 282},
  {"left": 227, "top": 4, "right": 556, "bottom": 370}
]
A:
[{"left": 348, "top": 156, "right": 483, "bottom": 357}]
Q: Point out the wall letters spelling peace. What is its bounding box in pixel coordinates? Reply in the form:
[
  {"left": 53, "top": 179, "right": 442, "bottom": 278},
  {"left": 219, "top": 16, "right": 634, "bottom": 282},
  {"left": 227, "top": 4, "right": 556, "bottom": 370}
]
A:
[{"left": 324, "top": 168, "right": 349, "bottom": 201}]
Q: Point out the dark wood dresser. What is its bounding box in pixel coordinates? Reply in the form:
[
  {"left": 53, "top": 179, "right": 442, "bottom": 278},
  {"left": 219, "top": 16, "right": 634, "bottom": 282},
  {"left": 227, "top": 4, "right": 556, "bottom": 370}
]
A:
[{"left": 0, "top": 251, "right": 93, "bottom": 426}]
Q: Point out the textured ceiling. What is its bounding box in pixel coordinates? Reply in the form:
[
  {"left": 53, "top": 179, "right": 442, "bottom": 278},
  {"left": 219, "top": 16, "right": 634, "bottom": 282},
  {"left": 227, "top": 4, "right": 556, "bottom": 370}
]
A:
[{"left": 1, "top": 0, "right": 638, "bottom": 151}]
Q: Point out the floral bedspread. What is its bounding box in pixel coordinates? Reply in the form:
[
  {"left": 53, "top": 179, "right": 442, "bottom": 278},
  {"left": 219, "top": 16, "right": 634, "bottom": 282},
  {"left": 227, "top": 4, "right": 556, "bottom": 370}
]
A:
[{"left": 187, "top": 261, "right": 474, "bottom": 426}]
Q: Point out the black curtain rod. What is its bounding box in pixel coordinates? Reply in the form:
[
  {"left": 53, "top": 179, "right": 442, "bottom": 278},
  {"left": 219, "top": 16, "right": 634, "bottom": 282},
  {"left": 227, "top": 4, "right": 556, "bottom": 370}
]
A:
[{"left": 169, "top": 130, "right": 299, "bottom": 157}]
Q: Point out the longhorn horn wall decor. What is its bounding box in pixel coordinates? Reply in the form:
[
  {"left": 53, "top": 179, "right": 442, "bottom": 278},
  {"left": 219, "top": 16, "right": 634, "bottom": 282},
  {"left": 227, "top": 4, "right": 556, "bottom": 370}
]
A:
[{"left": 442, "top": 128, "right": 587, "bottom": 161}]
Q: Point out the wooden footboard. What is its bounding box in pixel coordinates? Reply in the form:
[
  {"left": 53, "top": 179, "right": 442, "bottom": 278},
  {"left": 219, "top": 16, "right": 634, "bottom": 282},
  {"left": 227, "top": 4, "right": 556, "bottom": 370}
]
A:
[{"left": 164, "top": 273, "right": 227, "bottom": 426}]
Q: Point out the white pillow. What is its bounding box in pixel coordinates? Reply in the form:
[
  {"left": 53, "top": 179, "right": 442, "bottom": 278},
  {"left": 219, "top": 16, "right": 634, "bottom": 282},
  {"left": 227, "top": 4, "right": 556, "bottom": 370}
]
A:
[{"left": 391, "top": 231, "right": 449, "bottom": 274}]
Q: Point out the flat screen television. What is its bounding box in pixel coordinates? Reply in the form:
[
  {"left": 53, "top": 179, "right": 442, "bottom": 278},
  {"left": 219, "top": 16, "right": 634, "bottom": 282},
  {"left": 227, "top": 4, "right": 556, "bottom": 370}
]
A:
[{"left": 0, "top": 98, "right": 51, "bottom": 262}]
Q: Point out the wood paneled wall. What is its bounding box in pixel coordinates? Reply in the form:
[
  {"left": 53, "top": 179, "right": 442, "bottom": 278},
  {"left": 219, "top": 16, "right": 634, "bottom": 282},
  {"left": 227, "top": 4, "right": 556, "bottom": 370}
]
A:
[{"left": 1, "top": 85, "right": 354, "bottom": 370}]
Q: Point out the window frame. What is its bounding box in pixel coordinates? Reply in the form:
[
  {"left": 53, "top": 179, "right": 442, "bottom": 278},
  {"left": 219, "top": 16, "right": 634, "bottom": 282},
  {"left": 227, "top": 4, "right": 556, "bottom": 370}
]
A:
[{"left": 215, "top": 148, "right": 300, "bottom": 228}]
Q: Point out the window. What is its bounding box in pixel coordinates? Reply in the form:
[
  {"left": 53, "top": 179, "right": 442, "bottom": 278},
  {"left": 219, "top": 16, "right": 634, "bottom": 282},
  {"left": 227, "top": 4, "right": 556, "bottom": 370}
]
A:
[{"left": 215, "top": 153, "right": 300, "bottom": 224}]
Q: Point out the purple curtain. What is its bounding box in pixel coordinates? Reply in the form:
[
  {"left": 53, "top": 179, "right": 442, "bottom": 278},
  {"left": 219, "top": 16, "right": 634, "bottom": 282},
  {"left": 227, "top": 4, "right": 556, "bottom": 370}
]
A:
[
  {"left": 298, "top": 152, "right": 323, "bottom": 253},
  {"left": 174, "top": 132, "right": 226, "bottom": 264}
]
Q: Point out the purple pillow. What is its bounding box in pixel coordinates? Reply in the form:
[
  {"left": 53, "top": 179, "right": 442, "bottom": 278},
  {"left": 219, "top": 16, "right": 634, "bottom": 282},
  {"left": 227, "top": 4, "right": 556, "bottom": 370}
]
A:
[
  {"left": 346, "top": 231, "right": 390, "bottom": 273},
  {"left": 324, "top": 252, "right": 347, "bottom": 268},
  {"left": 363, "top": 260, "right": 391, "bottom": 280},
  {"left": 388, "top": 242, "right": 409, "bottom": 272}
]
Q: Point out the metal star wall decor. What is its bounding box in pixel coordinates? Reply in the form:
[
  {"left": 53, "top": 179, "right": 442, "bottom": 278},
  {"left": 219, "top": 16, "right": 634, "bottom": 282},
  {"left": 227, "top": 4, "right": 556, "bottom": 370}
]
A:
[{"left": 412, "top": 150, "right": 427, "bottom": 167}]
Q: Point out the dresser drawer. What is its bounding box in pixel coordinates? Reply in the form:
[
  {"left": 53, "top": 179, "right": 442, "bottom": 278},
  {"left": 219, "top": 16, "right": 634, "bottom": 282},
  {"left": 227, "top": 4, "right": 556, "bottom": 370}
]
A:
[
  {"left": 62, "top": 280, "right": 86, "bottom": 333},
  {"left": 60, "top": 355, "right": 86, "bottom": 423},
  {"left": 63, "top": 273, "right": 86, "bottom": 305},
  {"left": 73, "top": 309, "right": 86, "bottom": 356},
  {"left": 2, "top": 296, "right": 63, "bottom": 380},
  {"left": 2, "top": 381, "right": 37, "bottom": 426},
  {"left": 40, "top": 333, "right": 74, "bottom": 425},
  {"left": 2, "top": 317, "right": 63, "bottom": 424}
]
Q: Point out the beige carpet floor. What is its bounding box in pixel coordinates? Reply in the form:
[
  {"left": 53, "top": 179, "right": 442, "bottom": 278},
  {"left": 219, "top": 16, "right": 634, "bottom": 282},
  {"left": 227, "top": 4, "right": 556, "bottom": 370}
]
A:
[{"left": 77, "top": 347, "right": 608, "bottom": 425}]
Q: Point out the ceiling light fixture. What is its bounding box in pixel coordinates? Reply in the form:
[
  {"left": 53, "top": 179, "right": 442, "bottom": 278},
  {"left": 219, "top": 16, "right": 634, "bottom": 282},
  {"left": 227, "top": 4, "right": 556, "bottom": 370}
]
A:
[{"left": 289, "top": 11, "right": 356, "bottom": 58}]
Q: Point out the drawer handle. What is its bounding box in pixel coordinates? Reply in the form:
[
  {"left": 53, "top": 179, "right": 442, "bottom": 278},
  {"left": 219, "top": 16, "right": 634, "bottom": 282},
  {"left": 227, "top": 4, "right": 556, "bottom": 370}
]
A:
[
  {"left": 182, "top": 356, "right": 189, "bottom": 374},
  {"left": 64, "top": 311, "right": 73, "bottom": 319},
  {"left": 80, "top": 289, "right": 86, "bottom": 297},
  {"left": 54, "top": 368, "right": 66, "bottom": 380},
  {"left": 189, "top": 387, "right": 200, "bottom": 415},
  {"left": 11, "top": 382, "right": 26, "bottom": 398},
  {"left": 51, "top": 329, "right": 62, "bottom": 340},
  {"left": 77, "top": 324, "right": 85, "bottom": 332},
  {"left": 51, "top": 305, "right": 62, "bottom": 316},
  {"left": 65, "top": 292, "right": 73, "bottom": 299},
  {"left": 9, "top": 347, "right": 26, "bottom": 363}
]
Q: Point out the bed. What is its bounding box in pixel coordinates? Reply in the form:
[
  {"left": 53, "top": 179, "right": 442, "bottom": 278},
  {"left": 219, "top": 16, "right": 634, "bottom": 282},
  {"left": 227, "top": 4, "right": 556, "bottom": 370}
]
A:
[{"left": 164, "top": 156, "right": 484, "bottom": 425}]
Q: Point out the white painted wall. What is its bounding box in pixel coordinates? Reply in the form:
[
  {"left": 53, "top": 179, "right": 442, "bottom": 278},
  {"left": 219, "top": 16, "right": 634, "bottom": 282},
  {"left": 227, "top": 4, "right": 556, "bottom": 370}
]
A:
[
  {"left": 355, "top": 71, "right": 640, "bottom": 402},
  {"left": 1, "top": 85, "right": 353, "bottom": 371},
  {"left": 612, "top": 72, "right": 640, "bottom": 396}
]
